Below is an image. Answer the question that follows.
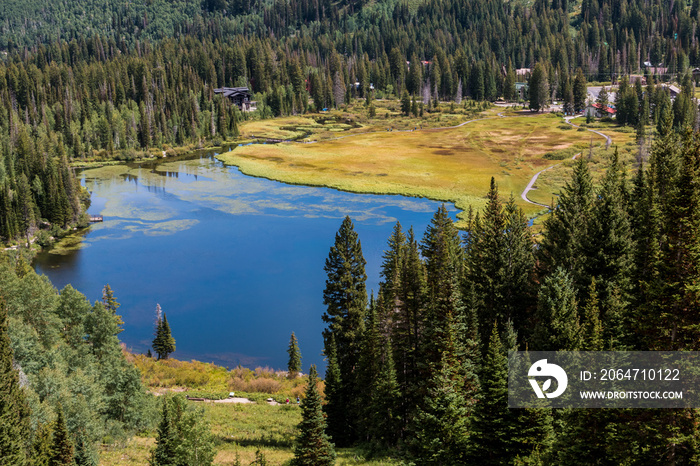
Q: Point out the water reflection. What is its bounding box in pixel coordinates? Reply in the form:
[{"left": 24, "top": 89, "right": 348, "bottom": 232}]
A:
[{"left": 35, "top": 152, "right": 455, "bottom": 371}]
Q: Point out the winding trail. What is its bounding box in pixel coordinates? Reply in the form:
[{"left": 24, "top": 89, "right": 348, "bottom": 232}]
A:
[{"left": 519, "top": 116, "right": 612, "bottom": 208}]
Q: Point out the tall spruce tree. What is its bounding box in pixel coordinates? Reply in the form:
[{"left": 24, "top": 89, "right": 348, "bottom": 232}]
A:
[
  {"left": 584, "top": 149, "right": 633, "bottom": 307},
  {"left": 531, "top": 268, "right": 582, "bottom": 351},
  {"left": 378, "top": 221, "right": 406, "bottom": 335},
  {"left": 410, "top": 314, "right": 474, "bottom": 465},
  {"left": 420, "top": 205, "right": 464, "bottom": 370},
  {"left": 368, "top": 334, "right": 401, "bottom": 447},
  {"left": 287, "top": 332, "right": 301, "bottom": 379},
  {"left": 321, "top": 335, "right": 344, "bottom": 444},
  {"left": 0, "top": 299, "right": 31, "bottom": 464},
  {"left": 321, "top": 216, "right": 367, "bottom": 445},
  {"left": 538, "top": 157, "right": 595, "bottom": 293},
  {"left": 50, "top": 405, "right": 74, "bottom": 466},
  {"left": 392, "top": 227, "right": 426, "bottom": 434},
  {"left": 153, "top": 309, "right": 176, "bottom": 360},
  {"left": 528, "top": 63, "right": 549, "bottom": 112},
  {"left": 151, "top": 396, "right": 177, "bottom": 466},
  {"left": 291, "top": 365, "right": 335, "bottom": 466},
  {"left": 573, "top": 68, "right": 588, "bottom": 113},
  {"left": 355, "top": 296, "right": 381, "bottom": 442},
  {"left": 467, "top": 182, "right": 535, "bottom": 335},
  {"left": 469, "top": 323, "right": 513, "bottom": 464},
  {"left": 101, "top": 284, "right": 124, "bottom": 330}
]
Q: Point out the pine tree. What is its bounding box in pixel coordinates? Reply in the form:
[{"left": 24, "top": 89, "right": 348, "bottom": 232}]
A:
[
  {"left": 411, "top": 315, "right": 473, "bottom": 464},
  {"left": 291, "top": 365, "right": 335, "bottom": 466},
  {"left": 581, "top": 278, "right": 604, "bottom": 351},
  {"left": 420, "top": 205, "right": 463, "bottom": 359},
  {"left": 31, "top": 422, "right": 53, "bottom": 466},
  {"left": 584, "top": 149, "right": 633, "bottom": 305},
  {"left": 321, "top": 216, "right": 367, "bottom": 445},
  {"left": 528, "top": 63, "right": 549, "bottom": 112},
  {"left": 0, "top": 299, "right": 31, "bottom": 464},
  {"left": 378, "top": 221, "right": 406, "bottom": 335},
  {"left": 50, "top": 405, "right": 74, "bottom": 466},
  {"left": 287, "top": 332, "right": 301, "bottom": 379},
  {"left": 572, "top": 68, "right": 588, "bottom": 113},
  {"left": 321, "top": 336, "right": 343, "bottom": 444},
  {"left": 355, "top": 296, "right": 381, "bottom": 442},
  {"left": 595, "top": 85, "right": 609, "bottom": 115},
  {"left": 538, "top": 157, "right": 595, "bottom": 293},
  {"left": 392, "top": 227, "right": 426, "bottom": 433},
  {"left": 160, "top": 313, "right": 176, "bottom": 359},
  {"left": 101, "top": 284, "right": 124, "bottom": 330},
  {"left": 468, "top": 182, "right": 535, "bottom": 335},
  {"left": 531, "top": 268, "right": 582, "bottom": 351},
  {"left": 401, "top": 90, "right": 411, "bottom": 116},
  {"left": 153, "top": 308, "right": 176, "bottom": 360},
  {"left": 368, "top": 334, "right": 401, "bottom": 447},
  {"left": 469, "top": 323, "right": 512, "bottom": 464},
  {"left": 151, "top": 397, "right": 176, "bottom": 466}
]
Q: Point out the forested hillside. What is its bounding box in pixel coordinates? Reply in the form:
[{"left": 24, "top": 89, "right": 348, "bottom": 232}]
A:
[
  {"left": 1, "top": 0, "right": 700, "bottom": 244},
  {"left": 0, "top": 257, "right": 154, "bottom": 463}
]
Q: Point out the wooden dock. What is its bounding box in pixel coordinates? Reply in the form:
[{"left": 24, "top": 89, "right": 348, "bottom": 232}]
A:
[{"left": 89, "top": 215, "right": 103, "bottom": 223}]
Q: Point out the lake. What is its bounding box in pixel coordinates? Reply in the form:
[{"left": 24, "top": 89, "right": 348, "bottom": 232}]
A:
[{"left": 33, "top": 150, "right": 455, "bottom": 372}]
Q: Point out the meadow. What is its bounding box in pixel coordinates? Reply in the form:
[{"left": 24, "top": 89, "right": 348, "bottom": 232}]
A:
[
  {"left": 527, "top": 117, "right": 640, "bottom": 207},
  {"left": 221, "top": 109, "right": 604, "bottom": 223},
  {"left": 100, "top": 355, "right": 402, "bottom": 465}
]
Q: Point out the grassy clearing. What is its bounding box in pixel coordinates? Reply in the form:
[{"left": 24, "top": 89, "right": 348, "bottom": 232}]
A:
[
  {"left": 100, "top": 401, "right": 402, "bottom": 465},
  {"left": 526, "top": 118, "right": 639, "bottom": 207},
  {"left": 221, "top": 113, "right": 600, "bottom": 222},
  {"left": 103, "top": 355, "right": 401, "bottom": 465}
]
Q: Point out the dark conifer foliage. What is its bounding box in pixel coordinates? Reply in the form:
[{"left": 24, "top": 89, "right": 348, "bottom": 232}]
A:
[
  {"left": 0, "top": 299, "right": 31, "bottom": 463},
  {"left": 538, "top": 158, "right": 595, "bottom": 292},
  {"left": 291, "top": 365, "right": 335, "bottom": 466},
  {"left": 151, "top": 397, "right": 177, "bottom": 466},
  {"left": 153, "top": 308, "right": 176, "bottom": 360},
  {"left": 467, "top": 180, "right": 535, "bottom": 336},
  {"left": 50, "top": 405, "right": 74, "bottom": 466},
  {"left": 321, "top": 216, "right": 367, "bottom": 445},
  {"left": 287, "top": 332, "right": 302, "bottom": 379}
]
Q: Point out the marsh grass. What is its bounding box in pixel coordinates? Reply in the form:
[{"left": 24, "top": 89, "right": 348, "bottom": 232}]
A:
[{"left": 221, "top": 114, "right": 600, "bottom": 222}]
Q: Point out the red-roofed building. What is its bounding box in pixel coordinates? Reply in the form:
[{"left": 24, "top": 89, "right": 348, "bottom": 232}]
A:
[{"left": 585, "top": 103, "right": 616, "bottom": 118}]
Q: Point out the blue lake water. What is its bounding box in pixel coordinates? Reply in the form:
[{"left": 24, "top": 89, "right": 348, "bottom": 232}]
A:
[{"left": 33, "top": 152, "right": 455, "bottom": 371}]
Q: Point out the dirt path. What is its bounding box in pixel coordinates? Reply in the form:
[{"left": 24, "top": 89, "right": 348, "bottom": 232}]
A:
[{"left": 519, "top": 116, "right": 611, "bottom": 208}]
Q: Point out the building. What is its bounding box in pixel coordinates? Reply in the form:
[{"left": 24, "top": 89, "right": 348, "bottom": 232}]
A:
[
  {"left": 514, "top": 82, "right": 528, "bottom": 101},
  {"left": 516, "top": 68, "right": 531, "bottom": 80},
  {"left": 585, "top": 102, "right": 616, "bottom": 119},
  {"left": 213, "top": 87, "right": 257, "bottom": 112},
  {"left": 663, "top": 84, "right": 681, "bottom": 98},
  {"left": 629, "top": 74, "right": 646, "bottom": 85}
]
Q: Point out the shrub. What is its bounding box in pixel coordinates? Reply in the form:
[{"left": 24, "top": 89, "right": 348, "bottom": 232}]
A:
[{"left": 35, "top": 230, "right": 54, "bottom": 248}]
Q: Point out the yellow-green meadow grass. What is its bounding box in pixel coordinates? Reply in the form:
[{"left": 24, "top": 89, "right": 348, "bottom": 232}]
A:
[
  {"left": 221, "top": 114, "right": 605, "bottom": 222},
  {"left": 527, "top": 118, "right": 639, "bottom": 206}
]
